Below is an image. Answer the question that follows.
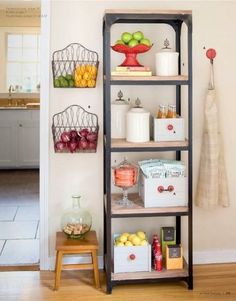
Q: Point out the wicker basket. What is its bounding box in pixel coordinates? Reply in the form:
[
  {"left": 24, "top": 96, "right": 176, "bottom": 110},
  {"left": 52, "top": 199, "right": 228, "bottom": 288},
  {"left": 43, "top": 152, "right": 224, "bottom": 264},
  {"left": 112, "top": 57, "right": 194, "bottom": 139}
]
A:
[
  {"left": 52, "top": 43, "right": 99, "bottom": 88},
  {"left": 52, "top": 105, "right": 99, "bottom": 153}
]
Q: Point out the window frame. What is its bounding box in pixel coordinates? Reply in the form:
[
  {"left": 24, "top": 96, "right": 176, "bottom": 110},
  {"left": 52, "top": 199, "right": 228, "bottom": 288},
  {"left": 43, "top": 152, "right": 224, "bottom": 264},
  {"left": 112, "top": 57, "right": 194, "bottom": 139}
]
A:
[{"left": 5, "top": 31, "right": 40, "bottom": 92}]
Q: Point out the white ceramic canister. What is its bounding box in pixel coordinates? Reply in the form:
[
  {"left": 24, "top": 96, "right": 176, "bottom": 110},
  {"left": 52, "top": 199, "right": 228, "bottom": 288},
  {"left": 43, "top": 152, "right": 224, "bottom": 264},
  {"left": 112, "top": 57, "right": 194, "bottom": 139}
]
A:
[
  {"left": 111, "top": 91, "right": 130, "bottom": 139},
  {"left": 126, "top": 98, "right": 150, "bottom": 143},
  {"left": 155, "top": 39, "right": 179, "bottom": 76}
]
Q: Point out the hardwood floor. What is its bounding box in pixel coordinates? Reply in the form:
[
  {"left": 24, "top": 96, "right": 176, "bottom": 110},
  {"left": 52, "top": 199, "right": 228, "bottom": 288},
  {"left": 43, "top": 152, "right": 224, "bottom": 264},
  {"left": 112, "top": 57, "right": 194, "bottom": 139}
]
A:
[{"left": 0, "top": 263, "right": 235, "bottom": 301}]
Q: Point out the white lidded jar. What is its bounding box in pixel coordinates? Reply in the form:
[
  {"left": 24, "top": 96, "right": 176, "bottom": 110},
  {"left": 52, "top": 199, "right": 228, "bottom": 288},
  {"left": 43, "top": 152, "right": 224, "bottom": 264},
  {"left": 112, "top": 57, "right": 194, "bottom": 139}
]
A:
[
  {"left": 111, "top": 90, "right": 130, "bottom": 139},
  {"left": 155, "top": 39, "right": 179, "bottom": 76},
  {"left": 126, "top": 98, "right": 150, "bottom": 143}
]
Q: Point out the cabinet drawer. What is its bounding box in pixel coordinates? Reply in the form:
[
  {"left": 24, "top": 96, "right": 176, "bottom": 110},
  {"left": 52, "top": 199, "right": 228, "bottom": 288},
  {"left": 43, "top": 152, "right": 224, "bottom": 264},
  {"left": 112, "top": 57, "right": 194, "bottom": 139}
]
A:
[
  {"left": 139, "top": 174, "right": 187, "bottom": 208},
  {"left": 114, "top": 244, "right": 151, "bottom": 273},
  {"left": 154, "top": 118, "right": 185, "bottom": 142}
]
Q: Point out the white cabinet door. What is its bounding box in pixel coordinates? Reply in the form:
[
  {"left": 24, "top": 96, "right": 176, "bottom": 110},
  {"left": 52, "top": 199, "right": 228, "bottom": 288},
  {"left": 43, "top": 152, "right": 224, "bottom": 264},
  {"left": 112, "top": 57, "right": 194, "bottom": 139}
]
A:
[
  {"left": 0, "top": 121, "right": 16, "bottom": 168},
  {"left": 17, "top": 120, "right": 39, "bottom": 167}
]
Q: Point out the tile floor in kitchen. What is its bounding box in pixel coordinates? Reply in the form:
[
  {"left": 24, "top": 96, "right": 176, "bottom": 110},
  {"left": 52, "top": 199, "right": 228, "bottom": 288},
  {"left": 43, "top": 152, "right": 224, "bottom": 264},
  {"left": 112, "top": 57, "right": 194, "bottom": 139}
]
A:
[{"left": 0, "top": 170, "right": 39, "bottom": 265}]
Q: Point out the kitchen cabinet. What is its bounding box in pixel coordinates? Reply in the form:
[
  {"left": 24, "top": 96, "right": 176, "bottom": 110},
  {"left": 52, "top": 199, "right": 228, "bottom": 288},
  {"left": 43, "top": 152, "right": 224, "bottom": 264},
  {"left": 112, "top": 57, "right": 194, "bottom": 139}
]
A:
[
  {"left": 0, "top": 120, "right": 16, "bottom": 167},
  {"left": 0, "top": 110, "right": 39, "bottom": 168},
  {"left": 103, "top": 10, "right": 192, "bottom": 294}
]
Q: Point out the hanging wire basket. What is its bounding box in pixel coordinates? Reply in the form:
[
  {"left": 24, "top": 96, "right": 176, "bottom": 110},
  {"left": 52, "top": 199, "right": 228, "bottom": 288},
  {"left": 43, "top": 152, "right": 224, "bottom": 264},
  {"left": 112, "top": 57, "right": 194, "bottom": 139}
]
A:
[
  {"left": 52, "top": 105, "right": 99, "bottom": 153},
  {"left": 52, "top": 43, "right": 99, "bottom": 88}
]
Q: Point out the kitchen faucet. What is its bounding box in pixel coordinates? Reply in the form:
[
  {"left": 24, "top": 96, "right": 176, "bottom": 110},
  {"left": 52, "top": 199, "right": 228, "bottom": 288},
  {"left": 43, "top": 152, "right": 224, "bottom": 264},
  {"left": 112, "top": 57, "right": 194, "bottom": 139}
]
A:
[{"left": 8, "top": 85, "right": 14, "bottom": 106}]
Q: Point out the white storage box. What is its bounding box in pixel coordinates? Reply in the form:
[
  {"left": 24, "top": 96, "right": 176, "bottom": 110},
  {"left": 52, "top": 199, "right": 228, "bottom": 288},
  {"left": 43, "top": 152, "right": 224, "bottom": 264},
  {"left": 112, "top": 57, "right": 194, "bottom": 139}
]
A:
[
  {"left": 113, "top": 236, "right": 151, "bottom": 273},
  {"left": 139, "top": 172, "right": 187, "bottom": 208},
  {"left": 154, "top": 117, "right": 185, "bottom": 142}
]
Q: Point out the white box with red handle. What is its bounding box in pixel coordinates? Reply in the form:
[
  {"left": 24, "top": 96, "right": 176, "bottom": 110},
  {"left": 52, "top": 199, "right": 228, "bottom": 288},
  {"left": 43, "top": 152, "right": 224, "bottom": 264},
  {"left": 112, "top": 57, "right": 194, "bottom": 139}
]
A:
[
  {"left": 154, "top": 117, "right": 185, "bottom": 142},
  {"left": 113, "top": 235, "right": 151, "bottom": 273},
  {"left": 139, "top": 171, "right": 187, "bottom": 208}
]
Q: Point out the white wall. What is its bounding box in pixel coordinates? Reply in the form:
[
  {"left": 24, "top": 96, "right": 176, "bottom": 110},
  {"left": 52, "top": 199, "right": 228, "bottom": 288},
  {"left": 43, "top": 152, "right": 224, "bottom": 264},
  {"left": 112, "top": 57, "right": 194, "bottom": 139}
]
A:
[{"left": 49, "top": 0, "right": 236, "bottom": 264}]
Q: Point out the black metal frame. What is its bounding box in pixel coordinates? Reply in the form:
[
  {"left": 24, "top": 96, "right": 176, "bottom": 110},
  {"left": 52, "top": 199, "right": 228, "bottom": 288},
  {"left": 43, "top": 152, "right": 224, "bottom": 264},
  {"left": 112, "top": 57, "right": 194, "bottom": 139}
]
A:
[{"left": 103, "top": 11, "right": 193, "bottom": 294}]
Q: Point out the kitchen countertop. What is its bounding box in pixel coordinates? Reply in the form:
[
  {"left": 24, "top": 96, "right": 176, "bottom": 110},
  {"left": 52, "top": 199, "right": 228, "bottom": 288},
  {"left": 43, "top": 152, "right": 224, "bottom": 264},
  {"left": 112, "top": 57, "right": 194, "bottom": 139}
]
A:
[
  {"left": 0, "top": 92, "right": 40, "bottom": 99},
  {"left": 0, "top": 107, "right": 39, "bottom": 110}
]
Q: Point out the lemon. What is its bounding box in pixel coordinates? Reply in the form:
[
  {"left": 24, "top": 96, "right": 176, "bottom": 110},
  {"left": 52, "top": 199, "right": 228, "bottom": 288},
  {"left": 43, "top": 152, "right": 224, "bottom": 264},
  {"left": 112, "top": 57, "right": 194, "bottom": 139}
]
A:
[
  {"left": 125, "top": 241, "right": 133, "bottom": 247},
  {"left": 85, "top": 65, "right": 92, "bottom": 72},
  {"left": 75, "top": 73, "right": 82, "bottom": 82},
  {"left": 87, "top": 79, "right": 96, "bottom": 88},
  {"left": 80, "top": 79, "right": 87, "bottom": 87},
  {"left": 83, "top": 72, "right": 91, "bottom": 80},
  {"left": 75, "top": 80, "right": 81, "bottom": 87},
  {"left": 116, "top": 242, "right": 124, "bottom": 247},
  {"left": 131, "top": 235, "right": 141, "bottom": 246},
  {"left": 119, "top": 235, "right": 128, "bottom": 243},
  {"left": 136, "top": 231, "right": 146, "bottom": 241},
  {"left": 128, "top": 234, "right": 135, "bottom": 242},
  {"left": 91, "top": 65, "right": 97, "bottom": 75},
  {"left": 122, "top": 232, "right": 130, "bottom": 237},
  {"left": 80, "top": 65, "right": 86, "bottom": 75},
  {"left": 140, "top": 239, "right": 148, "bottom": 246}
]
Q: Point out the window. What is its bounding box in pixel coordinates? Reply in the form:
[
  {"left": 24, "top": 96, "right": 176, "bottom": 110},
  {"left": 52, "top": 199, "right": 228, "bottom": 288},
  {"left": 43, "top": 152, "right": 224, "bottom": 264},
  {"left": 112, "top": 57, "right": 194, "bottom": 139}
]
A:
[{"left": 6, "top": 33, "right": 40, "bottom": 92}]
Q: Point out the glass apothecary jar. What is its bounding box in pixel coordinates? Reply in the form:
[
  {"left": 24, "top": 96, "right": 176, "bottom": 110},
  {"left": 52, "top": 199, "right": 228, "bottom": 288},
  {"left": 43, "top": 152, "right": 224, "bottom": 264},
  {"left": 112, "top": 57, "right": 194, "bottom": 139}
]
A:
[
  {"left": 112, "top": 158, "right": 138, "bottom": 207},
  {"left": 61, "top": 195, "right": 92, "bottom": 239}
]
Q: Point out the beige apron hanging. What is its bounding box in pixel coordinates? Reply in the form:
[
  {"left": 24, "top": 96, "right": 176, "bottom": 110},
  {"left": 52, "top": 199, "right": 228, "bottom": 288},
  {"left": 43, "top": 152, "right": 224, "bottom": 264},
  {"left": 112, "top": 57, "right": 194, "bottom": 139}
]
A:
[{"left": 196, "top": 57, "right": 229, "bottom": 209}]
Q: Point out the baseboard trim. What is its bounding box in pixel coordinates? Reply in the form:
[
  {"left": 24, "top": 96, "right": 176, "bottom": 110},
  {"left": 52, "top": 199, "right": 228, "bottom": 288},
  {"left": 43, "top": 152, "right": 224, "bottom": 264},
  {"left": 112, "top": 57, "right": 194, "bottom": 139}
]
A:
[{"left": 193, "top": 250, "right": 236, "bottom": 264}]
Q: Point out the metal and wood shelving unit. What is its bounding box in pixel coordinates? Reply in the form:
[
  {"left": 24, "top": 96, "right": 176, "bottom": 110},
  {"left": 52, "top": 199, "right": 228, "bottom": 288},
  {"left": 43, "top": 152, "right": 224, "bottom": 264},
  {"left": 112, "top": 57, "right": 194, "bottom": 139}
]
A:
[{"left": 103, "top": 9, "right": 192, "bottom": 294}]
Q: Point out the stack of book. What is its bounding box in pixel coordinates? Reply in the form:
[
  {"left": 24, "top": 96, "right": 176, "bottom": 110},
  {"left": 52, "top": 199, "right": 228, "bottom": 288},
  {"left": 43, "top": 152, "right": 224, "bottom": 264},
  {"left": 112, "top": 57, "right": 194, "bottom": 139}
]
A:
[{"left": 111, "top": 66, "right": 152, "bottom": 76}]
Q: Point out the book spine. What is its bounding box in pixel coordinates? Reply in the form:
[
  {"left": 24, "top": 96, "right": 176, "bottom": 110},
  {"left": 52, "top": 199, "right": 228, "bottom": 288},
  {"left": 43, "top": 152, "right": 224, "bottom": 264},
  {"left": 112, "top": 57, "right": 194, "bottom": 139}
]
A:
[
  {"left": 116, "top": 66, "right": 151, "bottom": 71},
  {"left": 111, "top": 71, "right": 152, "bottom": 76}
]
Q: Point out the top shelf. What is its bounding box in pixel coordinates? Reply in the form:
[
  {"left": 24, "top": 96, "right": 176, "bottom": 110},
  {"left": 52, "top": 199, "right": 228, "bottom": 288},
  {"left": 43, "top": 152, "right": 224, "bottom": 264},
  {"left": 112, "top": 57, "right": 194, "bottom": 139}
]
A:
[
  {"left": 104, "top": 9, "right": 192, "bottom": 15},
  {"left": 103, "top": 10, "right": 192, "bottom": 26}
]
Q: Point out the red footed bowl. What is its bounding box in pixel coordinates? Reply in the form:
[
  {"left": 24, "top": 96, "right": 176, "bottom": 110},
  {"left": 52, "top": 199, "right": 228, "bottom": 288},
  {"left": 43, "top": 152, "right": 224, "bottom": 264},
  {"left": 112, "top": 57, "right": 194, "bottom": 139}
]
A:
[{"left": 111, "top": 44, "right": 152, "bottom": 67}]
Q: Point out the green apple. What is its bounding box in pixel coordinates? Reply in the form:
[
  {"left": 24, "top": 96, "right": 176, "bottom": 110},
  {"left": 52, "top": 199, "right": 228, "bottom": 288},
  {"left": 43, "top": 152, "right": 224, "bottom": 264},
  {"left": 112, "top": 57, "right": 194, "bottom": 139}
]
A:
[
  {"left": 121, "top": 32, "right": 133, "bottom": 44},
  {"left": 140, "top": 38, "right": 151, "bottom": 47},
  {"left": 115, "top": 40, "right": 125, "bottom": 45},
  {"left": 132, "top": 31, "right": 144, "bottom": 41},
  {"left": 128, "top": 39, "right": 139, "bottom": 47}
]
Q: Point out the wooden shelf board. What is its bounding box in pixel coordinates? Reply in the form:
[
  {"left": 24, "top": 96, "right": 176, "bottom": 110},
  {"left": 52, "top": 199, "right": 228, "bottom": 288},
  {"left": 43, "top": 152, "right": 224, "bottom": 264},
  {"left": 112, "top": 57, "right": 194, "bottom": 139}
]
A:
[
  {"left": 112, "top": 267, "right": 188, "bottom": 281},
  {"left": 111, "top": 193, "right": 188, "bottom": 216},
  {"left": 110, "top": 75, "right": 188, "bottom": 82},
  {"left": 111, "top": 138, "right": 188, "bottom": 149},
  {"left": 105, "top": 9, "right": 192, "bottom": 15}
]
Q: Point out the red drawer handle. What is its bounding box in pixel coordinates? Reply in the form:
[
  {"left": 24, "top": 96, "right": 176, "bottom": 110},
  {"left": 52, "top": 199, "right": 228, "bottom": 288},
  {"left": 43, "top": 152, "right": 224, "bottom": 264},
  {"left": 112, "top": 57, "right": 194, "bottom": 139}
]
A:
[
  {"left": 168, "top": 185, "right": 174, "bottom": 192},
  {"left": 129, "top": 254, "right": 136, "bottom": 260},
  {"left": 158, "top": 185, "right": 174, "bottom": 193},
  {"left": 167, "top": 124, "right": 174, "bottom": 131}
]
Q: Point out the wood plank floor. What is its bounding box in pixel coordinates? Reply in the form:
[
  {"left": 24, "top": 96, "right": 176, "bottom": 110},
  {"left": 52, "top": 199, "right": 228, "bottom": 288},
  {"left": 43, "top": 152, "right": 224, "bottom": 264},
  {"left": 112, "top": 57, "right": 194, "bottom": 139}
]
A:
[{"left": 0, "top": 263, "right": 235, "bottom": 301}]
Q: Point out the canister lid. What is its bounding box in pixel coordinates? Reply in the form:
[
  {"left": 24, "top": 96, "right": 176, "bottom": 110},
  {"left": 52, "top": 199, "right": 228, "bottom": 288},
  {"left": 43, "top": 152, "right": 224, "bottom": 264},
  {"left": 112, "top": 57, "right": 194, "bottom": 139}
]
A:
[
  {"left": 112, "top": 90, "right": 130, "bottom": 105},
  {"left": 157, "top": 39, "right": 178, "bottom": 54},
  {"left": 128, "top": 98, "right": 150, "bottom": 114}
]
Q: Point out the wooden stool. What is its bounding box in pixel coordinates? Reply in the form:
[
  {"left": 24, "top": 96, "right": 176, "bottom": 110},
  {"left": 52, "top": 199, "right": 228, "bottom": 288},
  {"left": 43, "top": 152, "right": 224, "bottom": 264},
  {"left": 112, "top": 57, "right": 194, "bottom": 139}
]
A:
[{"left": 54, "top": 231, "right": 100, "bottom": 290}]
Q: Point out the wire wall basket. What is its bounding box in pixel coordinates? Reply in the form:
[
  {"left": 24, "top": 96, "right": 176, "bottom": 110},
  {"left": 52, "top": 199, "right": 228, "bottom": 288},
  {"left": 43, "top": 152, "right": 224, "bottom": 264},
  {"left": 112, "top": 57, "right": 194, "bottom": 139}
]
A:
[
  {"left": 52, "top": 43, "right": 99, "bottom": 88},
  {"left": 52, "top": 105, "right": 99, "bottom": 153}
]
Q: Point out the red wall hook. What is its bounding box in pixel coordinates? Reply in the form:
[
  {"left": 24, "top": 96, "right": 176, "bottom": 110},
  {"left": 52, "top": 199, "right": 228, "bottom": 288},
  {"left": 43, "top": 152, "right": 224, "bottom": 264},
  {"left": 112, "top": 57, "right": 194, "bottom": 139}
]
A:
[{"left": 206, "top": 48, "right": 217, "bottom": 60}]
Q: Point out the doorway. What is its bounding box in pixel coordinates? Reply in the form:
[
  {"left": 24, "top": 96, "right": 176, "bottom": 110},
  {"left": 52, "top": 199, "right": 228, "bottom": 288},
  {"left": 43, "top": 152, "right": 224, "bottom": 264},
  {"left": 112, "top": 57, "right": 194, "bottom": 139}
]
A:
[{"left": 0, "top": 1, "right": 41, "bottom": 269}]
